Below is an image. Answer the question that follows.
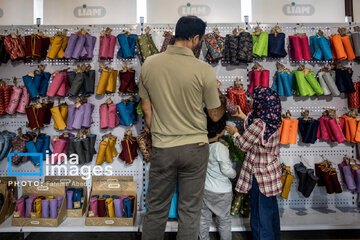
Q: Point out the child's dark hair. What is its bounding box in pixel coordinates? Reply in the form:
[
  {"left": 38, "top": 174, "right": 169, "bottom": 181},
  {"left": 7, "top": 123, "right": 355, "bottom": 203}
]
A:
[
  {"left": 175, "top": 16, "right": 207, "bottom": 41},
  {"left": 205, "top": 108, "right": 227, "bottom": 138}
]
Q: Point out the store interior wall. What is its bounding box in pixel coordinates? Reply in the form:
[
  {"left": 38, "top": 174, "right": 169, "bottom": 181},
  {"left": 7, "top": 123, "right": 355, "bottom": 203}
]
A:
[
  {"left": 354, "top": 0, "right": 360, "bottom": 22},
  {"left": 0, "top": 0, "right": 353, "bottom": 25}
]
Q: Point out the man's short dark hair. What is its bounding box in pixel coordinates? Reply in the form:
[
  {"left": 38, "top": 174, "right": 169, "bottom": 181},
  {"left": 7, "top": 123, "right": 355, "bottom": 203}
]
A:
[{"left": 175, "top": 16, "right": 207, "bottom": 41}]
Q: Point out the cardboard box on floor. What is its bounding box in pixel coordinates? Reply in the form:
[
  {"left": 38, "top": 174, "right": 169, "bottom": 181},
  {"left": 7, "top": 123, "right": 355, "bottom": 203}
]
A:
[
  {"left": 85, "top": 176, "right": 137, "bottom": 226},
  {"left": 45, "top": 176, "right": 88, "bottom": 217},
  {"left": 0, "top": 183, "right": 9, "bottom": 224},
  {"left": 0, "top": 177, "right": 18, "bottom": 218},
  {"left": 12, "top": 183, "right": 66, "bottom": 227}
]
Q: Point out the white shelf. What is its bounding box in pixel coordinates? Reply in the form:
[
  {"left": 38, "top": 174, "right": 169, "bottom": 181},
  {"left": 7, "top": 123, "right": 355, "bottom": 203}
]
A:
[
  {"left": 0, "top": 208, "right": 359, "bottom": 233},
  {"left": 169, "top": 208, "right": 360, "bottom": 232},
  {"left": 0, "top": 217, "right": 21, "bottom": 232}
]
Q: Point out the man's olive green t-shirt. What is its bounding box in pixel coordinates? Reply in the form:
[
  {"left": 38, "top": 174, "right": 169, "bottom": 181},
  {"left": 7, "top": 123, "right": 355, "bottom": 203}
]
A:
[{"left": 139, "top": 45, "right": 220, "bottom": 148}]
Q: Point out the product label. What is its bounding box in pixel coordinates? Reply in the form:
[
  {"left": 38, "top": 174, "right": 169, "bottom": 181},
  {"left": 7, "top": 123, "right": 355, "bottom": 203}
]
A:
[
  {"left": 30, "top": 212, "right": 36, "bottom": 218},
  {"left": 13, "top": 211, "right": 20, "bottom": 218},
  {"left": 74, "top": 201, "right": 81, "bottom": 209},
  {"left": 88, "top": 211, "right": 94, "bottom": 217}
]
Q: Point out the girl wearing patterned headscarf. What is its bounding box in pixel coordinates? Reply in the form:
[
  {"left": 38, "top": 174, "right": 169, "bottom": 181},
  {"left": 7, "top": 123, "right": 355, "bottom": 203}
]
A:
[{"left": 226, "top": 86, "right": 282, "bottom": 240}]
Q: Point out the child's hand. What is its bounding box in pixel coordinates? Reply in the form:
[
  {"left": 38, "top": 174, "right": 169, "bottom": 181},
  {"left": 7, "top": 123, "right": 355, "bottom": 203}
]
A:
[
  {"left": 226, "top": 125, "right": 239, "bottom": 135},
  {"left": 232, "top": 106, "right": 246, "bottom": 120}
]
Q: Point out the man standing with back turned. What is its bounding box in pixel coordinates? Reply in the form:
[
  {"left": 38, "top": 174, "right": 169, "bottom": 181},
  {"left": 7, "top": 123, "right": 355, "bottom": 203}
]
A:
[{"left": 139, "top": 16, "right": 225, "bottom": 240}]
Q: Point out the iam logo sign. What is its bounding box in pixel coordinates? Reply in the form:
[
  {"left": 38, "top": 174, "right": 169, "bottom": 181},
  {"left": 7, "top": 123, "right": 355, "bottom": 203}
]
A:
[
  {"left": 74, "top": 4, "right": 106, "bottom": 18},
  {"left": 178, "top": 3, "right": 211, "bottom": 17},
  {"left": 283, "top": 2, "right": 315, "bottom": 16},
  {"left": 8, "top": 151, "right": 43, "bottom": 176}
]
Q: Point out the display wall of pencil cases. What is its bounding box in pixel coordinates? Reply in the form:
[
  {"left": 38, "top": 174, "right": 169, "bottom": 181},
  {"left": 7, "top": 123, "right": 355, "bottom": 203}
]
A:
[
  {"left": 67, "top": 67, "right": 96, "bottom": 97},
  {"left": 292, "top": 70, "right": 315, "bottom": 96},
  {"left": 117, "top": 32, "right": 138, "bottom": 59},
  {"left": 289, "top": 35, "right": 311, "bottom": 61},
  {"left": 67, "top": 132, "right": 97, "bottom": 165},
  {"left": 294, "top": 162, "right": 318, "bottom": 198},
  {"left": 318, "top": 70, "right": 340, "bottom": 96},
  {"left": 99, "top": 28, "right": 117, "bottom": 60},
  {"left": 248, "top": 63, "right": 269, "bottom": 94},
  {"left": 309, "top": 34, "right": 333, "bottom": 61},
  {"left": 23, "top": 34, "right": 50, "bottom": 61},
  {"left": 341, "top": 112, "right": 360, "bottom": 143},
  {"left": 281, "top": 164, "right": 294, "bottom": 199},
  {"left": 47, "top": 32, "right": 68, "bottom": 59},
  {"left": 119, "top": 67, "right": 137, "bottom": 94},
  {"left": 279, "top": 118, "right": 299, "bottom": 145},
  {"left": 315, "top": 159, "right": 342, "bottom": 194},
  {"left": 330, "top": 32, "right": 355, "bottom": 61},
  {"left": 298, "top": 112, "right": 320, "bottom": 144},
  {"left": 116, "top": 98, "right": 138, "bottom": 127},
  {"left": 100, "top": 100, "right": 120, "bottom": 129},
  {"left": 96, "top": 66, "right": 118, "bottom": 95},
  {"left": 25, "top": 101, "right": 53, "bottom": 130},
  {"left": 63, "top": 30, "right": 96, "bottom": 60},
  {"left": 25, "top": 133, "right": 51, "bottom": 165},
  {"left": 119, "top": 130, "right": 138, "bottom": 165},
  {"left": 272, "top": 71, "right": 293, "bottom": 97},
  {"left": 317, "top": 110, "right": 345, "bottom": 143},
  {"left": 338, "top": 157, "right": 360, "bottom": 192},
  {"left": 96, "top": 134, "right": 118, "bottom": 165},
  {"left": 334, "top": 68, "right": 355, "bottom": 94},
  {"left": 47, "top": 71, "right": 69, "bottom": 97},
  {"left": 352, "top": 31, "right": 360, "bottom": 59},
  {"left": 204, "top": 30, "right": 225, "bottom": 62},
  {"left": 22, "top": 69, "right": 51, "bottom": 99},
  {"left": 223, "top": 31, "right": 253, "bottom": 64},
  {"left": 252, "top": 30, "right": 268, "bottom": 58},
  {"left": 227, "top": 81, "right": 250, "bottom": 115},
  {"left": 268, "top": 26, "right": 287, "bottom": 58},
  {"left": 348, "top": 82, "right": 360, "bottom": 109}
]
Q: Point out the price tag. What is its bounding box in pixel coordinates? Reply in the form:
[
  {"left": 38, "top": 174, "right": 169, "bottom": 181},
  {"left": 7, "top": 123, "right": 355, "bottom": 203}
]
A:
[
  {"left": 88, "top": 211, "right": 94, "bottom": 217},
  {"left": 30, "top": 212, "right": 37, "bottom": 218},
  {"left": 13, "top": 211, "right": 20, "bottom": 218},
  {"left": 74, "top": 201, "right": 81, "bottom": 209},
  {"left": 81, "top": 197, "right": 84, "bottom": 203}
]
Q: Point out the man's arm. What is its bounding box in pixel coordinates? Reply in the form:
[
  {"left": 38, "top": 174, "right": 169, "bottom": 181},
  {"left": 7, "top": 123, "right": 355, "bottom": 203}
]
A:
[
  {"left": 141, "top": 98, "right": 152, "bottom": 129},
  {"left": 207, "top": 104, "right": 225, "bottom": 122}
]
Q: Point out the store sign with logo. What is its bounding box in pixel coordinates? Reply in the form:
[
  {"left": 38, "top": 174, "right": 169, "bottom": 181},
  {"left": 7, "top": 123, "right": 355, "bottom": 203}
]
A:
[
  {"left": 73, "top": 5, "right": 106, "bottom": 18},
  {"left": 252, "top": 0, "right": 344, "bottom": 23},
  {"left": 177, "top": 4, "right": 211, "bottom": 17},
  {"left": 282, "top": 3, "right": 315, "bottom": 16},
  {"left": 148, "top": 0, "right": 242, "bottom": 23},
  {"left": 44, "top": 0, "right": 136, "bottom": 24}
]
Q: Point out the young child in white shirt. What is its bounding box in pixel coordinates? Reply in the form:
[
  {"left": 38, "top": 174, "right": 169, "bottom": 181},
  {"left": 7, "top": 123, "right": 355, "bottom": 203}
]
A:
[{"left": 199, "top": 110, "right": 236, "bottom": 240}]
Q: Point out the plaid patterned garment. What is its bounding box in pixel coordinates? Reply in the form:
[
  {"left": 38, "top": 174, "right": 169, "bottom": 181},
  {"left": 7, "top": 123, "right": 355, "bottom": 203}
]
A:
[
  {"left": 233, "top": 118, "right": 282, "bottom": 197},
  {"left": 233, "top": 86, "right": 282, "bottom": 197}
]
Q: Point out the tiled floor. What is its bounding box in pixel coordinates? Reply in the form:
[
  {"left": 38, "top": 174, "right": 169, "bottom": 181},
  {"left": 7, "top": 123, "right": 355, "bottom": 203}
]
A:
[{"left": 1, "top": 231, "right": 360, "bottom": 240}]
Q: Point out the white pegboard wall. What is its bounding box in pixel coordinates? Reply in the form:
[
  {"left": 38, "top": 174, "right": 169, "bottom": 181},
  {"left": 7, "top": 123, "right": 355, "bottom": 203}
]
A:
[
  {"left": 0, "top": 24, "right": 146, "bottom": 210},
  {"left": 146, "top": 22, "right": 360, "bottom": 211},
  {"left": 0, "top": 22, "right": 359, "bottom": 216}
]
